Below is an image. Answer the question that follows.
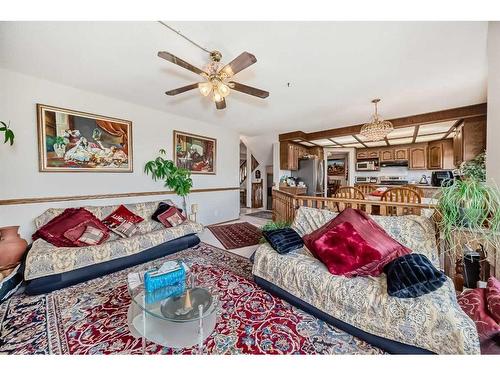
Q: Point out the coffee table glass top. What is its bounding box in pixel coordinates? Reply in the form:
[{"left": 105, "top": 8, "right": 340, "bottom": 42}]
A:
[{"left": 128, "top": 283, "right": 216, "bottom": 323}]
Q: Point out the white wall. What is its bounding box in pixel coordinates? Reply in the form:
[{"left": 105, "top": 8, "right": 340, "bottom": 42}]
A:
[
  {"left": 487, "top": 22, "right": 500, "bottom": 183},
  {"left": 0, "top": 68, "right": 240, "bottom": 238}
]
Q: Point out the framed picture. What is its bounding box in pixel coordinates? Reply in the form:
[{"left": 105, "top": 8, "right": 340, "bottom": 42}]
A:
[
  {"left": 37, "top": 104, "right": 133, "bottom": 172},
  {"left": 173, "top": 130, "right": 216, "bottom": 174},
  {"left": 327, "top": 158, "right": 346, "bottom": 176}
]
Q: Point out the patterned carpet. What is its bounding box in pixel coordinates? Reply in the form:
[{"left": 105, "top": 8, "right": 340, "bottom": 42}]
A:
[
  {"left": 207, "top": 222, "right": 262, "bottom": 249},
  {"left": 244, "top": 211, "right": 273, "bottom": 220},
  {"left": 0, "top": 243, "right": 382, "bottom": 354}
]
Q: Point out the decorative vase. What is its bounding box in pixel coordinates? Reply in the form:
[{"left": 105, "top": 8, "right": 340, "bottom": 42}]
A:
[
  {"left": 53, "top": 143, "right": 66, "bottom": 158},
  {"left": 0, "top": 226, "right": 28, "bottom": 270}
]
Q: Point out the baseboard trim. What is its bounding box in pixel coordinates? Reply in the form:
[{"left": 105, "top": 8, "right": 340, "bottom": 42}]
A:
[{"left": 0, "top": 187, "right": 240, "bottom": 206}]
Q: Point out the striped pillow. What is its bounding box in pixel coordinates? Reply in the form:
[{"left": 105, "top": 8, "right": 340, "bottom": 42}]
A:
[{"left": 262, "top": 228, "right": 304, "bottom": 254}]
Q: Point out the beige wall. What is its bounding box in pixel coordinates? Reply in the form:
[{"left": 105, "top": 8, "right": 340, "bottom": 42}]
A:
[{"left": 487, "top": 22, "right": 500, "bottom": 183}]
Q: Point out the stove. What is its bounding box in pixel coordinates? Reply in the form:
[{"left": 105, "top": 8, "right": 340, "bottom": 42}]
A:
[{"left": 379, "top": 176, "right": 408, "bottom": 185}]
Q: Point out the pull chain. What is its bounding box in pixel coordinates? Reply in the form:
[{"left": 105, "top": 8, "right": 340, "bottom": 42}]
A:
[{"left": 158, "top": 21, "right": 212, "bottom": 55}]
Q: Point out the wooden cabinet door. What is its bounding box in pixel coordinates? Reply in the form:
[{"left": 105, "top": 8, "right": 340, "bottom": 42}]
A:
[
  {"left": 394, "top": 148, "right": 408, "bottom": 160},
  {"left": 357, "top": 150, "right": 368, "bottom": 159},
  {"left": 380, "top": 149, "right": 394, "bottom": 161},
  {"left": 428, "top": 143, "right": 443, "bottom": 169},
  {"left": 409, "top": 146, "right": 427, "bottom": 169},
  {"left": 367, "top": 149, "right": 379, "bottom": 159}
]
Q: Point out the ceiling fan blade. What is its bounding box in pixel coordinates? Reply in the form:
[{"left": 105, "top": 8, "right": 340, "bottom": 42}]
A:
[
  {"left": 219, "top": 52, "right": 257, "bottom": 78},
  {"left": 165, "top": 83, "right": 199, "bottom": 96},
  {"left": 228, "top": 81, "right": 269, "bottom": 99},
  {"left": 158, "top": 51, "right": 207, "bottom": 76},
  {"left": 215, "top": 98, "right": 226, "bottom": 110}
]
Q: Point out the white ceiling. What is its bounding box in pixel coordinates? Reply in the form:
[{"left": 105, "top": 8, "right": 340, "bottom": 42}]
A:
[{"left": 0, "top": 21, "right": 488, "bottom": 136}]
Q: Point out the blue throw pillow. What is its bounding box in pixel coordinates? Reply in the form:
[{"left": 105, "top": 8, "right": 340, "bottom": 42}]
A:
[
  {"left": 383, "top": 253, "right": 447, "bottom": 298},
  {"left": 262, "top": 228, "right": 304, "bottom": 254}
]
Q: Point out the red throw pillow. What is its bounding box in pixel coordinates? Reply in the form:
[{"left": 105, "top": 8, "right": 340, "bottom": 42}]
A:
[
  {"left": 303, "top": 208, "right": 411, "bottom": 277},
  {"left": 157, "top": 207, "right": 186, "bottom": 228},
  {"left": 64, "top": 220, "right": 109, "bottom": 247},
  {"left": 102, "top": 205, "right": 144, "bottom": 228},
  {"left": 33, "top": 208, "right": 108, "bottom": 247},
  {"left": 486, "top": 277, "right": 500, "bottom": 324},
  {"left": 458, "top": 288, "right": 500, "bottom": 337},
  {"left": 306, "top": 221, "right": 382, "bottom": 276}
]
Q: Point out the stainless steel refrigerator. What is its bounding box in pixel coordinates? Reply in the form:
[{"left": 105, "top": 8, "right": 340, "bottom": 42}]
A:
[{"left": 291, "top": 158, "right": 325, "bottom": 196}]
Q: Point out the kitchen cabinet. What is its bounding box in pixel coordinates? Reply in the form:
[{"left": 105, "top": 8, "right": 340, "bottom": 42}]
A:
[
  {"left": 428, "top": 139, "right": 454, "bottom": 170},
  {"left": 409, "top": 145, "right": 427, "bottom": 169},
  {"left": 453, "top": 116, "right": 486, "bottom": 167},
  {"left": 367, "top": 149, "right": 379, "bottom": 159},
  {"left": 394, "top": 148, "right": 408, "bottom": 160},
  {"left": 380, "top": 149, "right": 394, "bottom": 161},
  {"left": 356, "top": 150, "right": 369, "bottom": 159},
  {"left": 280, "top": 141, "right": 321, "bottom": 170}
]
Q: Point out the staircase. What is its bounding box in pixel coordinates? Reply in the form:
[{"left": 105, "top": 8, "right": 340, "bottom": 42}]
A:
[{"left": 239, "top": 156, "right": 259, "bottom": 185}]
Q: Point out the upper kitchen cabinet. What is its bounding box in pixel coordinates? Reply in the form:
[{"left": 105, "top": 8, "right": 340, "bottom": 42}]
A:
[
  {"left": 428, "top": 139, "right": 454, "bottom": 170},
  {"left": 380, "top": 149, "right": 394, "bottom": 161},
  {"left": 280, "top": 141, "right": 322, "bottom": 171},
  {"left": 409, "top": 144, "right": 427, "bottom": 169},
  {"left": 394, "top": 148, "right": 408, "bottom": 160},
  {"left": 453, "top": 116, "right": 486, "bottom": 167}
]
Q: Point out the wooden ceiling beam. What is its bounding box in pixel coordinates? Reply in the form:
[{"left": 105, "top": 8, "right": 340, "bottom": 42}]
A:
[
  {"left": 328, "top": 138, "right": 345, "bottom": 147},
  {"left": 441, "top": 119, "right": 463, "bottom": 140},
  {"left": 352, "top": 135, "right": 369, "bottom": 148},
  {"left": 412, "top": 125, "right": 420, "bottom": 143},
  {"left": 279, "top": 103, "right": 487, "bottom": 142}
]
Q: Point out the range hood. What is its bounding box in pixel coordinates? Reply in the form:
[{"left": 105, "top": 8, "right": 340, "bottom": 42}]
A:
[{"left": 380, "top": 160, "right": 409, "bottom": 168}]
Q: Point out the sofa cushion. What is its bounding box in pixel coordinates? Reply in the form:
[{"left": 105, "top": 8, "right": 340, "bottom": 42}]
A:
[
  {"left": 77, "top": 226, "right": 107, "bottom": 246},
  {"left": 262, "top": 228, "right": 304, "bottom": 254},
  {"left": 486, "top": 277, "right": 500, "bottom": 323},
  {"left": 384, "top": 253, "right": 447, "bottom": 298},
  {"left": 304, "top": 221, "right": 382, "bottom": 276},
  {"left": 158, "top": 207, "right": 186, "bottom": 228},
  {"left": 33, "top": 208, "right": 104, "bottom": 247},
  {"left": 102, "top": 205, "right": 144, "bottom": 238},
  {"left": 63, "top": 220, "right": 109, "bottom": 246},
  {"left": 303, "top": 208, "right": 412, "bottom": 277},
  {"left": 458, "top": 288, "right": 500, "bottom": 337},
  {"left": 152, "top": 201, "right": 183, "bottom": 222}
]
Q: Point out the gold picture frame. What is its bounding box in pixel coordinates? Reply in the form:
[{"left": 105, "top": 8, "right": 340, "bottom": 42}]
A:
[
  {"left": 37, "top": 104, "right": 133, "bottom": 172},
  {"left": 173, "top": 130, "right": 216, "bottom": 175}
]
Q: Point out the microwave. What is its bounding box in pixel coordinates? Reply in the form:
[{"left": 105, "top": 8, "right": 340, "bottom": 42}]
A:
[
  {"left": 356, "top": 160, "right": 378, "bottom": 171},
  {"left": 355, "top": 176, "right": 379, "bottom": 184}
]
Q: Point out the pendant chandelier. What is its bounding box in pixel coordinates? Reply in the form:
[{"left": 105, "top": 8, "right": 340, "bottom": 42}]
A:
[{"left": 359, "top": 99, "right": 393, "bottom": 141}]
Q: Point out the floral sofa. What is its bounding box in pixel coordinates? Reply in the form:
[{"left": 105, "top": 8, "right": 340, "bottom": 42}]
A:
[
  {"left": 252, "top": 206, "right": 480, "bottom": 354},
  {"left": 24, "top": 200, "right": 203, "bottom": 295}
]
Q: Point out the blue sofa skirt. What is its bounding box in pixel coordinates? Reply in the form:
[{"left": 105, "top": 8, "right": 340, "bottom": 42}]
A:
[
  {"left": 254, "top": 275, "right": 434, "bottom": 355},
  {"left": 24, "top": 234, "right": 200, "bottom": 295}
]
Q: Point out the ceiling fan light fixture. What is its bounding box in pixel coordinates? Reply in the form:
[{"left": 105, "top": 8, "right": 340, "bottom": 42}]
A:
[
  {"left": 359, "top": 98, "right": 394, "bottom": 141},
  {"left": 217, "top": 82, "right": 231, "bottom": 98},
  {"left": 213, "top": 89, "right": 223, "bottom": 103},
  {"left": 198, "top": 82, "right": 212, "bottom": 97}
]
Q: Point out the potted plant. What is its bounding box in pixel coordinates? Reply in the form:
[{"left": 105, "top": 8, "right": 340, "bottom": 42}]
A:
[
  {"left": 144, "top": 149, "right": 193, "bottom": 212},
  {"left": 0, "top": 121, "right": 15, "bottom": 146},
  {"left": 435, "top": 152, "right": 500, "bottom": 261}
]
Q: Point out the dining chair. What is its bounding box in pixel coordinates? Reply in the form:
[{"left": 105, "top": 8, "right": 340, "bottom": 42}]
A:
[
  {"left": 381, "top": 187, "right": 422, "bottom": 215},
  {"left": 334, "top": 186, "right": 365, "bottom": 212},
  {"left": 403, "top": 184, "right": 424, "bottom": 198},
  {"left": 356, "top": 184, "right": 378, "bottom": 196}
]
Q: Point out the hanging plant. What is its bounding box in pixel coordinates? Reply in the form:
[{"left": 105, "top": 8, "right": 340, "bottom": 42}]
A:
[
  {"left": 144, "top": 149, "right": 193, "bottom": 212},
  {"left": 0, "top": 121, "right": 15, "bottom": 146}
]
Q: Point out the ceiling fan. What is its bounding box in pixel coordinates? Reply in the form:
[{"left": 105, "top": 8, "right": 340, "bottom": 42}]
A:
[{"left": 158, "top": 50, "right": 269, "bottom": 110}]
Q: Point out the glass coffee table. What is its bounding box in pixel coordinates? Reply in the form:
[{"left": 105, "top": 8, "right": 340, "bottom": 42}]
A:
[{"left": 127, "top": 281, "right": 217, "bottom": 353}]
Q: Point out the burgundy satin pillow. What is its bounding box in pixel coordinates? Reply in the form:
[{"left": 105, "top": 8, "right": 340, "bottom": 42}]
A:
[
  {"left": 33, "top": 208, "right": 107, "bottom": 247},
  {"left": 458, "top": 288, "right": 500, "bottom": 337},
  {"left": 486, "top": 277, "right": 500, "bottom": 323},
  {"left": 305, "top": 221, "right": 382, "bottom": 277},
  {"left": 303, "top": 208, "right": 411, "bottom": 277}
]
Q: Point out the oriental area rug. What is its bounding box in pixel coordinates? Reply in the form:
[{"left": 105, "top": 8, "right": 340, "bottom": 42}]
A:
[
  {"left": 0, "top": 243, "right": 382, "bottom": 354},
  {"left": 207, "top": 222, "right": 262, "bottom": 249}
]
